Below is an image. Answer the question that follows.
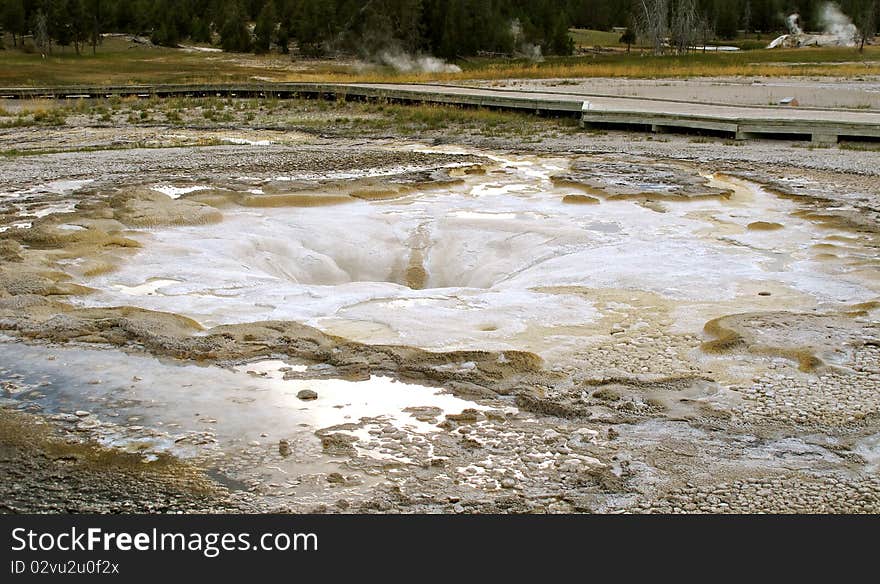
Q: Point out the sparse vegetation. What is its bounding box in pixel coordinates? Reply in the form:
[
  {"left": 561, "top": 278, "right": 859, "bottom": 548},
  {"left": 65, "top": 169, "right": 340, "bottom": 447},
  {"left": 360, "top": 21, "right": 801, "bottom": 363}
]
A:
[
  {"left": 0, "top": 106, "right": 66, "bottom": 127},
  {"left": 0, "top": 95, "right": 586, "bottom": 156}
]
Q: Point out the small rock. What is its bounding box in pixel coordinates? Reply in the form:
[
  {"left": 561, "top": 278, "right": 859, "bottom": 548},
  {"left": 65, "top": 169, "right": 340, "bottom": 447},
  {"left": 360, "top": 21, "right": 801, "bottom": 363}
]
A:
[
  {"left": 327, "top": 472, "right": 346, "bottom": 484},
  {"left": 74, "top": 410, "right": 90, "bottom": 417},
  {"left": 50, "top": 413, "right": 79, "bottom": 423},
  {"left": 501, "top": 478, "right": 517, "bottom": 489},
  {"left": 446, "top": 409, "right": 483, "bottom": 423},
  {"left": 278, "top": 439, "right": 291, "bottom": 457},
  {"left": 320, "top": 433, "right": 357, "bottom": 455},
  {"left": 297, "top": 389, "right": 318, "bottom": 401}
]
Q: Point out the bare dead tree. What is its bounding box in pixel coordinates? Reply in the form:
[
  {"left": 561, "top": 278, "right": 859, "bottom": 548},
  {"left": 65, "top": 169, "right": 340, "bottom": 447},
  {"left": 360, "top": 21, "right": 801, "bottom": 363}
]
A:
[
  {"left": 670, "top": 0, "right": 699, "bottom": 54},
  {"left": 635, "top": 0, "right": 669, "bottom": 55},
  {"left": 697, "top": 13, "right": 714, "bottom": 53},
  {"left": 34, "top": 10, "right": 50, "bottom": 58}
]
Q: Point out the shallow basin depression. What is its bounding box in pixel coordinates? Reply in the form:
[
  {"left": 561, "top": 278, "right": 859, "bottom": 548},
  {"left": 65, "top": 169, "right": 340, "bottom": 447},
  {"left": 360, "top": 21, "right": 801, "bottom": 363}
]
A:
[
  {"left": 4, "top": 146, "right": 880, "bottom": 506},
  {"left": 73, "top": 149, "right": 879, "bottom": 358}
]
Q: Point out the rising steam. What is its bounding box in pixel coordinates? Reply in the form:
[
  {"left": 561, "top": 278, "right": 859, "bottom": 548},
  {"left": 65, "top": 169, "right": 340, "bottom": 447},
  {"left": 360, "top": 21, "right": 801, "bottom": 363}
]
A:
[
  {"left": 378, "top": 49, "right": 462, "bottom": 74},
  {"left": 768, "top": 2, "right": 859, "bottom": 48},
  {"left": 818, "top": 2, "right": 858, "bottom": 45},
  {"left": 510, "top": 19, "right": 544, "bottom": 61},
  {"left": 786, "top": 13, "right": 803, "bottom": 35}
]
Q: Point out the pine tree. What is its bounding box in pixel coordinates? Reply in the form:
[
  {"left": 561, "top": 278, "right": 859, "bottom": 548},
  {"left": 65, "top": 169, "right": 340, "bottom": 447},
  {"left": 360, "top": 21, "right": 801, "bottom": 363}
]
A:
[
  {"left": 549, "top": 12, "right": 574, "bottom": 55},
  {"left": 856, "top": 0, "right": 877, "bottom": 53},
  {"left": 253, "top": 0, "right": 276, "bottom": 53},
  {"left": 220, "top": 0, "right": 251, "bottom": 52},
  {"left": 50, "top": 0, "right": 74, "bottom": 52},
  {"left": 620, "top": 27, "right": 636, "bottom": 52},
  {"left": 69, "top": 0, "right": 89, "bottom": 55},
  {"left": 190, "top": 16, "right": 212, "bottom": 44},
  {"left": 2, "top": 0, "right": 26, "bottom": 47},
  {"left": 275, "top": 23, "right": 289, "bottom": 53},
  {"left": 715, "top": 1, "right": 740, "bottom": 40},
  {"left": 295, "top": 0, "right": 333, "bottom": 57},
  {"left": 86, "top": 0, "right": 104, "bottom": 55},
  {"left": 113, "top": 0, "right": 135, "bottom": 32}
]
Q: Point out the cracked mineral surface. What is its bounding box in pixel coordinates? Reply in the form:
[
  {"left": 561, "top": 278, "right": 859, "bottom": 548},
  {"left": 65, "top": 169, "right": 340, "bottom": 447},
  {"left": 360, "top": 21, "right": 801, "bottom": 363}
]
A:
[{"left": 1, "top": 122, "right": 878, "bottom": 514}]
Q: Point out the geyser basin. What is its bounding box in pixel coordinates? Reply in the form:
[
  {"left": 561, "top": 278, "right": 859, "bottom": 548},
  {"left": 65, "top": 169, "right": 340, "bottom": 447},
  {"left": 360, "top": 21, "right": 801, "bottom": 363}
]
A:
[
  {"left": 73, "top": 150, "right": 878, "bottom": 359},
  {"left": 3, "top": 139, "right": 880, "bottom": 514}
]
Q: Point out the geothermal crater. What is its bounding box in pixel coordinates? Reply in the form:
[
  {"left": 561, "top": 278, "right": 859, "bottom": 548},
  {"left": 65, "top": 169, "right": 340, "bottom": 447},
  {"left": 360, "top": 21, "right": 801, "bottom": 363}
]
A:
[
  {"left": 71, "top": 149, "right": 877, "bottom": 358},
  {"left": 1, "top": 143, "right": 878, "bottom": 513}
]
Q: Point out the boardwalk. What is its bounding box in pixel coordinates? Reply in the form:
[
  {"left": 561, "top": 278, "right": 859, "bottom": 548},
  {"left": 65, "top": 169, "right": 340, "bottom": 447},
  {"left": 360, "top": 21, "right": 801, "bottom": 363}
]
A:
[{"left": 3, "top": 82, "right": 880, "bottom": 144}]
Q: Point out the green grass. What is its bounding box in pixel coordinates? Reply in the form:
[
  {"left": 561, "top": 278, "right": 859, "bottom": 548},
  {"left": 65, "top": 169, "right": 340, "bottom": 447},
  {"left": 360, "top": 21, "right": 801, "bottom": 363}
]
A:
[
  {"left": 0, "top": 35, "right": 349, "bottom": 86},
  {"left": 570, "top": 28, "right": 776, "bottom": 51},
  {"left": 444, "top": 44, "right": 880, "bottom": 80},
  {"left": 569, "top": 29, "right": 628, "bottom": 48}
]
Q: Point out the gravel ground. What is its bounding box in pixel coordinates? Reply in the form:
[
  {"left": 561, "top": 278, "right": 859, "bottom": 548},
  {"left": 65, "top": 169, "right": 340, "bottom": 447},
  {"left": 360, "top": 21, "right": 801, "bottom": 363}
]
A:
[
  {"left": 474, "top": 76, "right": 880, "bottom": 110},
  {"left": 0, "top": 99, "right": 878, "bottom": 514}
]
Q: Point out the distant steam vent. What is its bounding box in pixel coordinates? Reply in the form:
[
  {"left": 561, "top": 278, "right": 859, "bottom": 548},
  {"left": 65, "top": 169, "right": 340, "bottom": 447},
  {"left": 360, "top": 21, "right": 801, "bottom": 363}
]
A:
[{"left": 768, "top": 3, "right": 860, "bottom": 48}]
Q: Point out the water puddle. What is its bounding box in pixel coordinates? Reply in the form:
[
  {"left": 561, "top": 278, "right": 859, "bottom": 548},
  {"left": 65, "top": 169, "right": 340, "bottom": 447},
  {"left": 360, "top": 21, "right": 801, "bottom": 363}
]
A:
[{"left": 0, "top": 339, "right": 484, "bottom": 495}]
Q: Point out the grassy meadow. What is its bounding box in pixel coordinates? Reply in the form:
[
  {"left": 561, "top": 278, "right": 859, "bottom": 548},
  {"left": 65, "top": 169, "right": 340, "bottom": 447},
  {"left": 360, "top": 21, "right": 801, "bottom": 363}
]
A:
[{"left": 0, "top": 31, "right": 879, "bottom": 87}]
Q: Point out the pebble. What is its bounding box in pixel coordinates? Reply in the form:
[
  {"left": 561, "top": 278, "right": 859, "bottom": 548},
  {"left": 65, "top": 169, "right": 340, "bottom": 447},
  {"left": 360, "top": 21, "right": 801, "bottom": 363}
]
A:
[
  {"left": 297, "top": 389, "right": 318, "bottom": 401},
  {"left": 327, "top": 472, "right": 346, "bottom": 484}
]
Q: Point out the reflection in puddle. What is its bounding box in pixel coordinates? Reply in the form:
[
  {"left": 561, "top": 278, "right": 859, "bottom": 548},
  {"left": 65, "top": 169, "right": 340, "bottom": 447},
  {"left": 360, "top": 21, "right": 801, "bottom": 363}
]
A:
[
  {"left": 232, "top": 359, "right": 488, "bottom": 433},
  {"left": 0, "top": 341, "right": 482, "bottom": 477}
]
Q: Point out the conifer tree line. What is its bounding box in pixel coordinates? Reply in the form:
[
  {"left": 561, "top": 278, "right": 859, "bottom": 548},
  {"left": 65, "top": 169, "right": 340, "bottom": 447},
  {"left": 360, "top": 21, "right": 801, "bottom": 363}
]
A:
[{"left": 0, "top": 0, "right": 877, "bottom": 56}]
